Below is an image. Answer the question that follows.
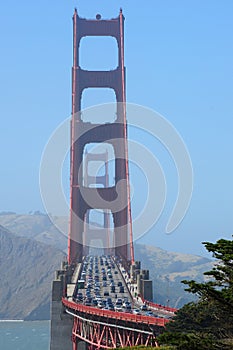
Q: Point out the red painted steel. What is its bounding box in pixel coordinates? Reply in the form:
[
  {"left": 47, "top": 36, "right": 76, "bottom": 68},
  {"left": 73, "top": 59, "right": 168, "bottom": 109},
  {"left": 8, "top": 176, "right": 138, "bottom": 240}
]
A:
[
  {"left": 68, "top": 9, "right": 78, "bottom": 265},
  {"left": 68, "top": 8, "right": 80, "bottom": 265},
  {"left": 64, "top": 9, "right": 168, "bottom": 350},
  {"left": 62, "top": 298, "right": 169, "bottom": 327},
  {"left": 72, "top": 317, "right": 78, "bottom": 350},
  {"left": 68, "top": 9, "right": 135, "bottom": 265},
  {"left": 119, "top": 10, "right": 134, "bottom": 264},
  {"left": 141, "top": 297, "right": 178, "bottom": 313},
  {"left": 71, "top": 317, "right": 159, "bottom": 349}
]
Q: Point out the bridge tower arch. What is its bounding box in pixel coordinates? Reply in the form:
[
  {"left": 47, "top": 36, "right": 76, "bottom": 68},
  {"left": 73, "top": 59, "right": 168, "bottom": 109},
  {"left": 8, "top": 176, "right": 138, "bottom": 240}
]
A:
[{"left": 68, "top": 9, "right": 134, "bottom": 265}]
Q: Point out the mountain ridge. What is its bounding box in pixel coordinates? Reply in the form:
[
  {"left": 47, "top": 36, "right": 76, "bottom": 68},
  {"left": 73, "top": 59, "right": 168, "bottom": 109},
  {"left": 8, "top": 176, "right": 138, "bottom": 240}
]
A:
[
  {"left": 0, "top": 224, "right": 65, "bottom": 320},
  {"left": 0, "top": 214, "right": 213, "bottom": 318}
]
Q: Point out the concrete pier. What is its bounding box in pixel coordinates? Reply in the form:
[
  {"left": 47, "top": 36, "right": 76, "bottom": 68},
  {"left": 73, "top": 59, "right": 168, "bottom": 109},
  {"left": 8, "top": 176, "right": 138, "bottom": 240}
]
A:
[{"left": 50, "top": 270, "right": 73, "bottom": 350}]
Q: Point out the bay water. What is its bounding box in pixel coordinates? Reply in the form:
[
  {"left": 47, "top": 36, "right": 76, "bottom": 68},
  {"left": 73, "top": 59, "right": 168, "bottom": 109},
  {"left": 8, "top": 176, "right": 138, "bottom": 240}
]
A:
[{"left": 0, "top": 321, "right": 50, "bottom": 350}]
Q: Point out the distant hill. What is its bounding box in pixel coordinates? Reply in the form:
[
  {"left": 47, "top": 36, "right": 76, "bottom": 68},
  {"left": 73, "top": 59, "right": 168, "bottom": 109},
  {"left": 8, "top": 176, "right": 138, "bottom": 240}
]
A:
[
  {"left": 0, "top": 213, "right": 68, "bottom": 252},
  {"left": 135, "top": 244, "right": 213, "bottom": 308},
  {"left": 0, "top": 224, "right": 65, "bottom": 320},
  {"left": 0, "top": 214, "right": 214, "bottom": 318}
]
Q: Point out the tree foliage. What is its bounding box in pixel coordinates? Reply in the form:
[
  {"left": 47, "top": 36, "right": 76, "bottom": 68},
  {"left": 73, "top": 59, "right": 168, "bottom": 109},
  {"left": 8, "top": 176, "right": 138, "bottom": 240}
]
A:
[
  {"left": 157, "top": 237, "right": 233, "bottom": 349},
  {"left": 182, "top": 239, "right": 233, "bottom": 308}
]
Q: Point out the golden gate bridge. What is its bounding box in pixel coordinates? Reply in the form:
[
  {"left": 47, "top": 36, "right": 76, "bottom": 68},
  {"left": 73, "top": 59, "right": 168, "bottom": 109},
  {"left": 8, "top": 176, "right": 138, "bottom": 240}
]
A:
[{"left": 50, "top": 9, "right": 176, "bottom": 350}]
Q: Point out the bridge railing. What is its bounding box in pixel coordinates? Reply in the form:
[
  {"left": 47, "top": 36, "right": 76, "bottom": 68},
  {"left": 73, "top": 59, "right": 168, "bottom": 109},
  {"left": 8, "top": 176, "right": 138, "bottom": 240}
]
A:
[
  {"left": 62, "top": 298, "right": 169, "bottom": 327},
  {"left": 141, "top": 297, "right": 177, "bottom": 313}
]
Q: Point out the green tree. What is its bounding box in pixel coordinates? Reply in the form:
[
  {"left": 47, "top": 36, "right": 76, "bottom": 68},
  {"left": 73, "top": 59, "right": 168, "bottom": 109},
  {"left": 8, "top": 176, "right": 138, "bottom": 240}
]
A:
[
  {"left": 183, "top": 239, "right": 233, "bottom": 309},
  {"left": 157, "top": 237, "right": 233, "bottom": 349}
]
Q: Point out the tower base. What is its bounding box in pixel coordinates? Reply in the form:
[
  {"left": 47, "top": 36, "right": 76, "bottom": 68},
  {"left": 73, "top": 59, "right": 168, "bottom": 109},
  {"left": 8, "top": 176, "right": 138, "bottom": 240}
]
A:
[{"left": 50, "top": 278, "right": 73, "bottom": 350}]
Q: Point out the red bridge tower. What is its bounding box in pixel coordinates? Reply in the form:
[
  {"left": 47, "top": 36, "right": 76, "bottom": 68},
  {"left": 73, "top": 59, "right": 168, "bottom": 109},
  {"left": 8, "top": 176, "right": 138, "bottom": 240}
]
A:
[{"left": 68, "top": 9, "right": 134, "bottom": 266}]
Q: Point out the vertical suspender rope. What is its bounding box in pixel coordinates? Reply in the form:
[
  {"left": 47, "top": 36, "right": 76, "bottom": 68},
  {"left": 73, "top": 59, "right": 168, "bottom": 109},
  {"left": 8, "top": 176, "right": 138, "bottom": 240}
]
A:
[
  {"left": 119, "top": 10, "right": 135, "bottom": 264},
  {"left": 68, "top": 9, "right": 77, "bottom": 264}
]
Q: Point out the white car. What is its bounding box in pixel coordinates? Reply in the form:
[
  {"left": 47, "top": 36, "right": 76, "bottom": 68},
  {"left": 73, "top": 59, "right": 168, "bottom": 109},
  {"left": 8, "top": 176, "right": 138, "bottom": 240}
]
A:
[
  {"left": 115, "top": 305, "right": 123, "bottom": 312},
  {"left": 98, "top": 302, "right": 104, "bottom": 308},
  {"left": 140, "top": 304, "right": 147, "bottom": 311},
  {"left": 133, "top": 309, "right": 141, "bottom": 315}
]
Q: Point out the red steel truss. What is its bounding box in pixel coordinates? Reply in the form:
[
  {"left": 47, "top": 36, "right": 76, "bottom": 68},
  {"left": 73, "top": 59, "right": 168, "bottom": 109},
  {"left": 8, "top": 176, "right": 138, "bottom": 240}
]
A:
[
  {"left": 68, "top": 310, "right": 159, "bottom": 349},
  {"left": 63, "top": 298, "right": 168, "bottom": 349}
]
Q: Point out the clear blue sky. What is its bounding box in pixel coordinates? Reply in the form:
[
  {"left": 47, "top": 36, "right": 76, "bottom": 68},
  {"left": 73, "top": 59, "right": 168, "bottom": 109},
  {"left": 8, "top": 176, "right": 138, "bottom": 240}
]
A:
[{"left": 0, "top": 1, "right": 232, "bottom": 256}]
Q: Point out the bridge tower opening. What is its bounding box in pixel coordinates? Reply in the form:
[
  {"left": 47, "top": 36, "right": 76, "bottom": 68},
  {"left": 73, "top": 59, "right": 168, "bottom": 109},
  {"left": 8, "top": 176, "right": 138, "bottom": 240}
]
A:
[
  {"left": 68, "top": 9, "right": 134, "bottom": 266},
  {"left": 82, "top": 149, "right": 114, "bottom": 257}
]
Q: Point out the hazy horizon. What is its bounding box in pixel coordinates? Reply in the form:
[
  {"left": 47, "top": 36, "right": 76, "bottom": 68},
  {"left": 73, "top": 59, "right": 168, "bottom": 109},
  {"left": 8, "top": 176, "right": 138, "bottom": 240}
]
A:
[{"left": 1, "top": 1, "right": 232, "bottom": 257}]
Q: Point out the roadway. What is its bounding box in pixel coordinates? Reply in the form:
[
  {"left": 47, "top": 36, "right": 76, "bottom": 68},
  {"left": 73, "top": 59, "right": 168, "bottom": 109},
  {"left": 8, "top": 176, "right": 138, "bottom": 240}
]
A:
[{"left": 72, "top": 255, "right": 175, "bottom": 319}]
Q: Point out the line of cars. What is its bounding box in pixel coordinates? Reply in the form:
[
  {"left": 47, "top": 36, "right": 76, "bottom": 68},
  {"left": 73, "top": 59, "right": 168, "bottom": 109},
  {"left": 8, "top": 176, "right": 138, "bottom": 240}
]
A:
[
  {"left": 73, "top": 255, "right": 168, "bottom": 318},
  {"left": 73, "top": 255, "right": 132, "bottom": 312}
]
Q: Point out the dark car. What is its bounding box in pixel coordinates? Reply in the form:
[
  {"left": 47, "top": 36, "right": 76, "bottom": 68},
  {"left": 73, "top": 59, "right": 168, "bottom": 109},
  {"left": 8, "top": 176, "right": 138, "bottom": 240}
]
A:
[
  {"left": 140, "top": 304, "right": 147, "bottom": 311},
  {"left": 145, "top": 311, "right": 154, "bottom": 317},
  {"left": 106, "top": 304, "right": 114, "bottom": 311},
  {"left": 92, "top": 299, "right": 98, "bottom": 306},
  {"left": 125, "top": 305, "right": 132, "bottom": 312},
  {"left": 84, "top": 298, "right": 92, "bottom": 306}
]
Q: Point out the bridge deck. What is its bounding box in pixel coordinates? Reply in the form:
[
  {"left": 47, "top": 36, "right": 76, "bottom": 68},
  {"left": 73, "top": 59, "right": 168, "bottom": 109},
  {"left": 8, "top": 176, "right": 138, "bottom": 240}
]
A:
[{"left": 63, "top": 255, "right": 175, "bottom": 326}]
